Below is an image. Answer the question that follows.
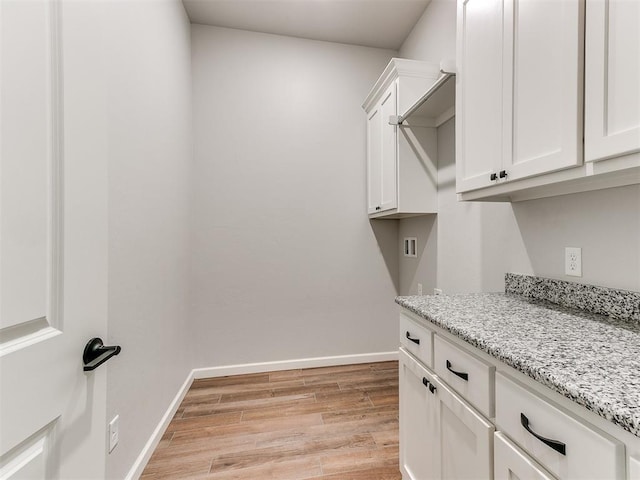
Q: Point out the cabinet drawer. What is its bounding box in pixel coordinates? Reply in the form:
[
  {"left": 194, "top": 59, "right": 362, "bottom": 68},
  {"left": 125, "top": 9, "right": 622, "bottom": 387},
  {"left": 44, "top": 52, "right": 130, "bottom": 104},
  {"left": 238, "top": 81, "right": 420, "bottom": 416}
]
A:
[
  {"left": 399, "top": 312, "right": 433, "bottom": 368},
  {"left": 495, "top": 431, "right": 556, "bottom": 480},
  {"left": 495, "top": 372, "right": 625, "bottom": 479},
  {"left": 433, "top": 334, "right": 495, "bottom": 418}
]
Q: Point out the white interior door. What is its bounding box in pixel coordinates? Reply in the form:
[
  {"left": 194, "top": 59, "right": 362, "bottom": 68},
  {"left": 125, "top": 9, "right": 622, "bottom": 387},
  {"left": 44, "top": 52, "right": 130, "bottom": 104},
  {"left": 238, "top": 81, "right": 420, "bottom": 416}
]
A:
[{"left": 0, "top": 0, "right": 109, "bottom": 478}]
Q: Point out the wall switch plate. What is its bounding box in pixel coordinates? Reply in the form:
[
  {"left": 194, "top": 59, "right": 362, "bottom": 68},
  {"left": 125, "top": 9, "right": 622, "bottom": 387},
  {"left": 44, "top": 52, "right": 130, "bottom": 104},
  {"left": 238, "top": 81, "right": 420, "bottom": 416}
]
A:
[
  {"left": 417, "top": 283, "right": 423, "bottom": 295},
  {"left": 403, "top": 238, "right": 417, "bottom": 257},
  {"left": 565, "top": 247, "right": 582, "bottom": 277},
  {"left": 109, "top": 415, "right": 119, "bottom": 453}
]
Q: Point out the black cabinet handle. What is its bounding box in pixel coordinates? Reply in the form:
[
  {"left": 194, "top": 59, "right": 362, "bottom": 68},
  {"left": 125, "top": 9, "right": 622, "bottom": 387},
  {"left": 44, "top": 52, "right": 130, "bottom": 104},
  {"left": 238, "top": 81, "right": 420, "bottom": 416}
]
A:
[
  {"left": 375, "top": 206, "right": 381, "bottom": 211},
  {"left": 422, "top": 377, "right": 436, "bottom": 394},
  {"left": 521, "top": 413, "right": 566, "bottom": 456},
  {"left": 490, "top": 173, "right": 498, "bottom": 181},
  {"left": 406, "top": 331, "right": 420, "bottom": 345},
  {"left": 499, "top": 170, "right": 508, "bottom": 178},
  {"left": 83, "top": 337, "right": 121, "bottom": 371},
  {"left": 446, "top": 360, "right": 469, "bottom": 381}
]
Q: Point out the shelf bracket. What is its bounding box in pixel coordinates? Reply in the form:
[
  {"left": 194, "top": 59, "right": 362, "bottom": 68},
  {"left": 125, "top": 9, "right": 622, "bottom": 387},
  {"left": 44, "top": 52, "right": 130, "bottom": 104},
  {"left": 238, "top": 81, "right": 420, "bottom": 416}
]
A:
[{"left": 392, "top": 71, "right": 456, "bottom": 126}]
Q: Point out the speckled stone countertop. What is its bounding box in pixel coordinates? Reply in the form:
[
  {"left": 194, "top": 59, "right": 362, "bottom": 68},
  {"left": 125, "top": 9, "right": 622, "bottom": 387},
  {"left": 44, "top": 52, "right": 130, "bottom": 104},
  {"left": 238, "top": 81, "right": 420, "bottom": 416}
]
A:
[{"left": 395, "top": 291, "right": 640, "bottom": 438}]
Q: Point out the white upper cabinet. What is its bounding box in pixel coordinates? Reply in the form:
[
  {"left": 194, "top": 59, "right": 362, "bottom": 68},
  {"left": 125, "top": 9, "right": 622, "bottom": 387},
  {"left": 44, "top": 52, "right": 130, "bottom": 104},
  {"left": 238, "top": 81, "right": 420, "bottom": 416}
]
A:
[
  {"left": 456, "top": 0, "right": 640, "bottom": 202},
  {"left": 363, "top": 59, "right": 448, "bottom": 218},
  {"left": 457, "top": 0, "right": 584, "bottom": 193},
  {"left": 585, "top": 0, "right": 640, "bottom": 163}
]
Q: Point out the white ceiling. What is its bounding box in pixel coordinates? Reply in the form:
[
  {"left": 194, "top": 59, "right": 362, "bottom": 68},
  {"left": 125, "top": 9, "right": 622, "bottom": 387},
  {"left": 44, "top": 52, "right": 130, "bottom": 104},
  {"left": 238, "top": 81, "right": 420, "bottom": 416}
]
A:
[{"left": 182, "top": 0, "right": 431, "bottom": 50}]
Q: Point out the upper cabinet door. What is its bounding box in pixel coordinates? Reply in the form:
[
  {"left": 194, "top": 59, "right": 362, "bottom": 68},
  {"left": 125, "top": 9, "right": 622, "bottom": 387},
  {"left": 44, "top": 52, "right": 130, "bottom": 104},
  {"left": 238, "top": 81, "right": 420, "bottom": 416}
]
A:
[
  {"left": 366, "top": 82, "right": 397, "bottom": 214},
  {"left": 585, "top": 0, "right": 640, "bottom": 162},
  {"left": 456, "top": 0, "right": 505, "bottom": 193},
  {"left": 502, "top": 0, "right": 584, "bottom": 180},
  {"left": 367, "top": 103, "right": 382, "bottom": 214},
  {"left": 379, "top": 82, "right": 398, "bottom": 213}
]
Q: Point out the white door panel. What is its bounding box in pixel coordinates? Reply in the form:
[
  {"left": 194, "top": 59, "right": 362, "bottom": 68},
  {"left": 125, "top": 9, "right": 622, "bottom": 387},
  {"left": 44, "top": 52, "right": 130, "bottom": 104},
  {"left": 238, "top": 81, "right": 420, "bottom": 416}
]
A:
[
  {"left": 503, "top": 0, "right": 583, "bottom": 180},
  {"left": 0, "top": 0, "right": 108, "bottom": 477},
  {"left": 585, "top": 0, "right": 640, "bottom": 161},
  {"left": 379, "top": 83, "right": 398, "bottom": 212},
  {"left": 455, "top": 0, "right": 504, "bottom": 193}
]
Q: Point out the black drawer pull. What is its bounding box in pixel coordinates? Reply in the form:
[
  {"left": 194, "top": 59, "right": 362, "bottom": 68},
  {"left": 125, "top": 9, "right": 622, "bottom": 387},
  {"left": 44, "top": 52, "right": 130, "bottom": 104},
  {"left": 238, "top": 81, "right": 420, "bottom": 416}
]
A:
[
  {"left": 406, "top": 331, "right": 420, "bottom": 345},
  {"left": 490, "top": 172, "right": 498, "bottom": 181},
  {"left": 521, "top": 413, "right": 566, "bottom": 456},
  {"left": 446, "top": 360, "right": 469, "bottom": 381}
]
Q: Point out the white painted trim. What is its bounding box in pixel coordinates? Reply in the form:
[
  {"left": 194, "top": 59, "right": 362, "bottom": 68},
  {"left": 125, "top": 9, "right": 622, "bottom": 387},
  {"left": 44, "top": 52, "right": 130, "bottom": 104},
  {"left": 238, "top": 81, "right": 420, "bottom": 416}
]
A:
[
  {"left": 124, "top": 372, "right": 194, "bottom": 480},
  {"left": 124, "top": 351, "right": 398, "bottom": 478},
  {"left": 192, "top": 351, "right": 399, "bottom": 379}
]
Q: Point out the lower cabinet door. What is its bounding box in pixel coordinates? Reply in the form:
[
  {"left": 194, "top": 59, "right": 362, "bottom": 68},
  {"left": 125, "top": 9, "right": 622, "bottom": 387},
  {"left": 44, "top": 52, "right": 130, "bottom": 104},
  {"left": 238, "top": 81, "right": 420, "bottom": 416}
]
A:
[
  {"left": 436, "top": 376, "right": 495, "bottom": 479},
  {"left": 400, "top": 348, "right": 494, "bottom": 479},
  {"left": 629, "top": 455, "right": 640, "bottom": 480},
  {"left": 495, "top": 431, "right": 556, "bottom": 480},
  {"left": 399, "top": 348, "right": 440, "bottom": 480}
]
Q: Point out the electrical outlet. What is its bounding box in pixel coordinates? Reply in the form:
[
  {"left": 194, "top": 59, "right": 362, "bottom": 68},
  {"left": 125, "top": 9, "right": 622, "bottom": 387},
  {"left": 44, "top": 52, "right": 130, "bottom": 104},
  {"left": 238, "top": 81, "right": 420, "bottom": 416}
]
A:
[
  {"left": 109, "top": 415, "right": 119, "bottom": 453},
  {"left": 565, "top": 247, "right": 582, "bottom": 277},
  {"left": 417, "top": 283, "right": 423, "bottom": 295}
]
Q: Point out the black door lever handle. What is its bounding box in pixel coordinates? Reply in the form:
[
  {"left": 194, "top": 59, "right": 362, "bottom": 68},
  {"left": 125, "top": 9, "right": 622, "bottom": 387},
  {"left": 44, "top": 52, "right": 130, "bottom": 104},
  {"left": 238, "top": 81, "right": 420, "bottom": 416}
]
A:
[{"left": 83, "top": 337, "right": 121, "bottom": 371}]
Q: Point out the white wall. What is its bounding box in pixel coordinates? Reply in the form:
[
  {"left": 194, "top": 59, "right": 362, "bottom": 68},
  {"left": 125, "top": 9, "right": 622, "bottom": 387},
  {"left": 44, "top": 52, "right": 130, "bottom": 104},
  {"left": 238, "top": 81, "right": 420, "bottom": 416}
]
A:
[
  {"left": 399, "top": 0, "right": 640, "bottom": 293},
  {"left": 103, "top": 1, "right": 193, "bottom": 478},
  {"left": 512, "top": 186, "right": 640, "bottom": 290},
  {"left": 190, "top": 25, "right": 398, "bottom": 368}
]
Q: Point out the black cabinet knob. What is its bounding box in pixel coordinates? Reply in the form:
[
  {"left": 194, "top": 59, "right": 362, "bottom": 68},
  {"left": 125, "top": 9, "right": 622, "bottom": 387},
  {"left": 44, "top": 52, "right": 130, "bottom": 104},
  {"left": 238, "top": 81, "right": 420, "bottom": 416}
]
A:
[
  {"left": 499, "top": 170, "right": 508, "bottom": 178},
  {"left": 490, "top": 173, "right": 498, "bottom": 181}
]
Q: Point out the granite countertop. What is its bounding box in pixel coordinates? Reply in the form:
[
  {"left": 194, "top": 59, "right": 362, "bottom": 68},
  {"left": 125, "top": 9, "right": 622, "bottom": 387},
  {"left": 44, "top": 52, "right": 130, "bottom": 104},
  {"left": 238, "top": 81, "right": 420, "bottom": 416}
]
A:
[{"left": 395, "top": 289, "right": 640, "bottom": 438}]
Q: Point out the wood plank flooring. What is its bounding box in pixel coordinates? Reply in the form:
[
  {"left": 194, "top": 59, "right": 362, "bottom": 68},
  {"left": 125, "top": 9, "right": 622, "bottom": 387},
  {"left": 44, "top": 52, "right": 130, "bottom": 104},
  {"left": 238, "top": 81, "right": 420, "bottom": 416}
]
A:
[{"left": 141, "top": 361, "right": 400, "bottom": 479}]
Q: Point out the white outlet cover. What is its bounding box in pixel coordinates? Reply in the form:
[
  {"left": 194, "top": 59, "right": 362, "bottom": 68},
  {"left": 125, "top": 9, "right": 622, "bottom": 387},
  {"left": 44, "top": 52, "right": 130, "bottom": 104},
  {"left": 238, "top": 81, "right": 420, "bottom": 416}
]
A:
[
  {"left": 565, "top": 247, "right": 582, "bottom": 277},
  {"left": 403, "top": 238, "right": 417, "bottom": 258}
]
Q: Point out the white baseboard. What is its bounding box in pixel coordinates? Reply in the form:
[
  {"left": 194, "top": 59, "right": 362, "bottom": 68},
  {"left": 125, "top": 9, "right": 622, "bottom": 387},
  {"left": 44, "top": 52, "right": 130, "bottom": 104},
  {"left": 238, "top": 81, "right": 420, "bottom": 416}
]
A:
[
  {"left": 125, "top": 372, "right": 194, "bottom": 480},
  {"left": 192, "top": 351, "right": 399, "bottom": 379},
  {"left": 126, "top": 351, "right": 398, "bottom": 479}
]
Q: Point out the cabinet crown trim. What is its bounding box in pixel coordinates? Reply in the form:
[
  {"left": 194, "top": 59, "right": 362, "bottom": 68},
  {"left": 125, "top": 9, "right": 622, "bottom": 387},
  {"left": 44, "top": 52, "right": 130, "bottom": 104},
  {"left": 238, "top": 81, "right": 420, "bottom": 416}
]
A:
[{"left": 362, "top": 57, "right": 440, "bottom": 113}]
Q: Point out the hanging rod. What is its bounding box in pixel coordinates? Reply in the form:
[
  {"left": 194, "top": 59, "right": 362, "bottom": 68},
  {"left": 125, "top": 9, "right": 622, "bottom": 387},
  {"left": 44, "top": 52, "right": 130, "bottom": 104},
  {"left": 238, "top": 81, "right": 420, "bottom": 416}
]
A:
[{"left": 389, "top": 69, "right": 456, "bottom": 126}]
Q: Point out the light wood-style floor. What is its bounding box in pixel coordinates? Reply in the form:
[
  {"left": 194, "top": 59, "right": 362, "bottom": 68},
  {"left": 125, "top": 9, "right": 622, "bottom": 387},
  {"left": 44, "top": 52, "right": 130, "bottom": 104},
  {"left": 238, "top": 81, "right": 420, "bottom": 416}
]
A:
[{"left": 141, "top": 361, "right": 400, "bottom": 479}]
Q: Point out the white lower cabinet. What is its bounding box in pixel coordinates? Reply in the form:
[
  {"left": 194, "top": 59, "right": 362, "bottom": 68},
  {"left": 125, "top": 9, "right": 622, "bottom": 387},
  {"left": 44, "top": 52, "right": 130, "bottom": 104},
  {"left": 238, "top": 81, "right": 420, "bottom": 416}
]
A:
[
  {"left": 399, "top": 348, "right": 494, "bottom": 480},
  {"left": 494, "top": 431, "right": 556, "bottom": 480},
  {"left": 630, "top": 456, "right": 640, "bottom": 480},
  {"left": 438, "top": 376, "right": 494, "bottom": 479},
  {"left": 399, "top": 308, "right": 638, "bottom": 480},
  {"left": 400, "top": 348, "right": 439, "bottom": 480}
]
